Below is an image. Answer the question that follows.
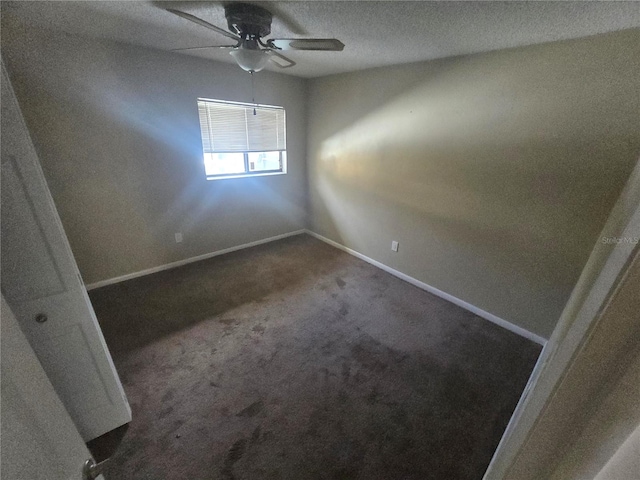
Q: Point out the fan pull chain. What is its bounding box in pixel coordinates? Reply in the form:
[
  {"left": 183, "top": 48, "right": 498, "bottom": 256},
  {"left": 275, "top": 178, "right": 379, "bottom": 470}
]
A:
[{"left": 251, "top": 71, "right": 257, "bottom": 116}]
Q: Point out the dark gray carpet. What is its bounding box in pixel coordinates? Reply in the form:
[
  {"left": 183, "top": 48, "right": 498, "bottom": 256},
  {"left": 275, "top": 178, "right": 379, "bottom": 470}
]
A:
[{"left": 89, "top": 234, "right": 541, "bottom": 480}]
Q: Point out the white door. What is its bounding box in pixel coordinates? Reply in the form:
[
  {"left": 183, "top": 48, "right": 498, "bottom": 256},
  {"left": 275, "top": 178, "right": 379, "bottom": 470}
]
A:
[
  {"left": 0, "top": 62, "right": 131, "bottom": 441},
  {"left": 1, "top": 296, "right": 102, "bottom": 480}
]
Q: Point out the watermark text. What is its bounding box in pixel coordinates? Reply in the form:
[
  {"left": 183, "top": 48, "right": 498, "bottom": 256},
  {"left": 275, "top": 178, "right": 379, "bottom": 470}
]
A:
[{"left": 601, "top": 236, "right": 639, "bottom": 245}]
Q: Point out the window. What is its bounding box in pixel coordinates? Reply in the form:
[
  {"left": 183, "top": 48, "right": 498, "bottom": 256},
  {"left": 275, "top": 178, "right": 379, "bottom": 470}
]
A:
[{"left": 197, "top": 98, "right": 286, "bottom": 180}]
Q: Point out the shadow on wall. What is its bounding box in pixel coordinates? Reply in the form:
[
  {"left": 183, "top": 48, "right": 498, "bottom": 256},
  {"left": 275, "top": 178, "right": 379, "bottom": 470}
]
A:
[{"left": 309, "top": 29, "right": 640, "bottom": 336}]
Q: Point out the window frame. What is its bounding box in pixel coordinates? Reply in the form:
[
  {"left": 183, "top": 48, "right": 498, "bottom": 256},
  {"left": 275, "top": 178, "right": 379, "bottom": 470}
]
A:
[{"left": 197, "top": 98, "right": 287, "bottom": 181}]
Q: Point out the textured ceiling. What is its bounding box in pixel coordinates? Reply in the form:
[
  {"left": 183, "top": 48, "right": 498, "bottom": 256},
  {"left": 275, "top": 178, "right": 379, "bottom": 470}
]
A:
[{"left": 3, "top": 1, "right": 640, "bottom": 78}]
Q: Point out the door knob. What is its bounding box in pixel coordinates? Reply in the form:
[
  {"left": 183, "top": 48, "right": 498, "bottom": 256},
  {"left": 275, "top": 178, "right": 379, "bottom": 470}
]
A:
[{"left": 83, "top": 458, "right": 109, "bottom": 480}]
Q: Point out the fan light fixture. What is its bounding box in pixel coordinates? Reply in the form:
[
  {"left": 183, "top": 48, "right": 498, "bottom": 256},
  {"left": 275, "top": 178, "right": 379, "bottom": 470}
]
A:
[
  {"left": 229, "top": 48, "right": 269, "bottom": 73},
  {"left": 166, "top": 3, "right": 344, "bottom": 74}
]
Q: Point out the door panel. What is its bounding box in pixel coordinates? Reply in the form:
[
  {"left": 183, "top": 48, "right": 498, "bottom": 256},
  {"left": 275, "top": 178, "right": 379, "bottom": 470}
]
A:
[
  {"left": 36, "top": 324, "right": 114, "bottom": 416},
  {"left": 1, "top": 155, "right": 66, "bottom": 301},
  {"left": 1, "top": 296, "right": 100, "bottom": 480},
  {"left": 1, "top": 62, "right": 131, "bottom": 440}
]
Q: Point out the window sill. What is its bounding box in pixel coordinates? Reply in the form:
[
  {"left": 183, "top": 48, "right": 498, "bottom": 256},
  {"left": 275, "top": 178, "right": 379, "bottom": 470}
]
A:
[{"left": 206, "top": 171, "right": 286, "bottom": 181}]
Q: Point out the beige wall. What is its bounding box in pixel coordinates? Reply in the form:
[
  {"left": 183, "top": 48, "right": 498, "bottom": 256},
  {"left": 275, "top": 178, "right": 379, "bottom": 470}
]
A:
[
  {"left": 306, "top": 29, "right": 640, "bottom": 339},
  {"left": 1, "top": 18, "right": 308, "bottom": 285}
]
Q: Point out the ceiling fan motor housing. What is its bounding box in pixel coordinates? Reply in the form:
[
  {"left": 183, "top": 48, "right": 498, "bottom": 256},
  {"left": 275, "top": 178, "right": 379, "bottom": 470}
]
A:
[{"left": 225, "top": 3, "right": 272, "bottom": 39}]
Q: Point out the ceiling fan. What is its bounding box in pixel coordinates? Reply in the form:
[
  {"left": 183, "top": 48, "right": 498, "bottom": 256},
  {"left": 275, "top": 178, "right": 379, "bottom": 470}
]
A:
[{"left": 167, "top": 3, "right": 345, "bottom": 73}]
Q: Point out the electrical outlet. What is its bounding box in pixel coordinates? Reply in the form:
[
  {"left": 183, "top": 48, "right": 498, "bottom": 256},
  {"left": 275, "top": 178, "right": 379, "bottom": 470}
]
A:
[
  {"left": 175, "top": 232, "right": 183, "bottom": 243},
  {"left": 391, "top": 241, "right": 399, "bottom": 252}
]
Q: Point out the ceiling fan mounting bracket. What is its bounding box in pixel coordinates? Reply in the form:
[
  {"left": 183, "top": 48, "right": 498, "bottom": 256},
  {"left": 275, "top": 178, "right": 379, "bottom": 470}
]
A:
[{"left": 224, "top": 3, "right": 272, "bottom": 39}]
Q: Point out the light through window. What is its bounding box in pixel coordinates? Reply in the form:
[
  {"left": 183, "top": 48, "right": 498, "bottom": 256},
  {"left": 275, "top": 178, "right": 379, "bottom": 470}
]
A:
[{"left": 197, "top": 98, "right": 287, "bottom": 179}]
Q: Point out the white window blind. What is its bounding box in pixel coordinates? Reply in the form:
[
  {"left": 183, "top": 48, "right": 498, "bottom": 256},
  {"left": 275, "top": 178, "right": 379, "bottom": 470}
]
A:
[{"left": 197, "top": 99, "right": 286, "bottom": 153}]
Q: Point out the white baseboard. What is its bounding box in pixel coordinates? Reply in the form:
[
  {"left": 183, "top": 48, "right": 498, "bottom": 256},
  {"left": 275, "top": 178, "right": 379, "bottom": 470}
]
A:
[
  {"left": 87, "top": 227, "right": 546, "bottom": 346},
  {"left": 86, "top": 230, "right": 306, "bottom": 290},
  {"left": 305, "top": 229, "right": 547, "bottom": 346}
]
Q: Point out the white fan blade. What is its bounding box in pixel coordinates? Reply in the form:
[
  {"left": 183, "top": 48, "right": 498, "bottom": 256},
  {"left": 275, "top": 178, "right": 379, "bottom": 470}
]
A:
[
  {"left": 171, "top": 45, "right": 238, "bottom": 52},
  {"left": 268, "top": 38, "right": 344, "bottom": 51},
  {"left": 267, "top": 50, "right": 296, "bottom": 69},
  {"left": 167, "top": 9, "right": 240, "bottom": 42}
]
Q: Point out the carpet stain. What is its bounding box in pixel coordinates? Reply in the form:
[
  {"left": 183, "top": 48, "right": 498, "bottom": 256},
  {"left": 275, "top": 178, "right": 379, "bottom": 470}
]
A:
[
  {"left": 251, "top": 425, "right": 262, "bottom": 443},
  {"left": 222, "top": 438, "right": 247, "bottom": 479},
  {"left": 158, "top": 406, "right": 173, "bottom": 419},
  {"left": 366, "top": 386, "right": 379, "bottom": 405},
  {"left": 351, "top": 342, "right": 390, "bottom": 373},
  {"left": 335, "top": 277, "right": 346, "bottom": 288},
  {"left": 341, "top": 362, "right": 351, "bottom": 383},
  {"left": 236, "top": 400, "right": 264, "bottom": 418},
  {"left": 226, "top": 439, "right": 247, "bottom": 465},
  {"left": 252, "top": 324, "right": 266, "bottom": 334},
  {"left": 161, "top": 389, "right": 175, "bottom": 403}
]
